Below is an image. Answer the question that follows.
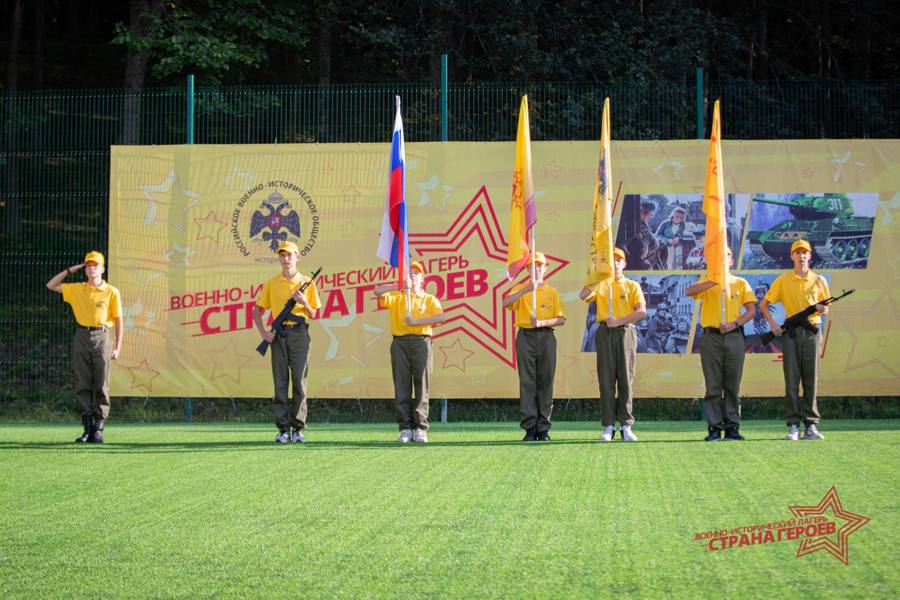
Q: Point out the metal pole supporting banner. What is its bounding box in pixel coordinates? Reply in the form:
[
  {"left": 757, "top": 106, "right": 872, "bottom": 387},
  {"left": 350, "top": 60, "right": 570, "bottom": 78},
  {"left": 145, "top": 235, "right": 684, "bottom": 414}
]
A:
[{"left": 186, "top": 74, "right": 195, "bottom": 144}]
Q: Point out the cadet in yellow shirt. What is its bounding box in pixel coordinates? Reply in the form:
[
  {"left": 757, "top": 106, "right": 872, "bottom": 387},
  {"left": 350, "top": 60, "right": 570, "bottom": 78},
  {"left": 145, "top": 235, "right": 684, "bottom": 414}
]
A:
[
  {"left": 253, "top": 241, "right": 322, "bottom": 443},
  {"left": 374, "top": 261, "right": 445, "bottom": 443},
  {"left": 760, "top": 239, "right": 830, "bottom": 441},
  {"left": 686, "top": 248, "right": 756, "bottom": 441},
  {"left": 46, "top": 250, "right": 123, "bottom": 444},
  {"left": 503, "top": 252, "right": 566, "bottom": 441},
  {"left": 579, "top": 247, "right": 646, "bottom": 442}
]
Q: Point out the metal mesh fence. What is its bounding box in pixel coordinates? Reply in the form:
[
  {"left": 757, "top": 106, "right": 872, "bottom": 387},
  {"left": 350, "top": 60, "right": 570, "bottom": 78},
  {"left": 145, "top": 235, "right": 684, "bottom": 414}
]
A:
[{"left": 1, "top": 79, "right": 898, "bottom": 387}]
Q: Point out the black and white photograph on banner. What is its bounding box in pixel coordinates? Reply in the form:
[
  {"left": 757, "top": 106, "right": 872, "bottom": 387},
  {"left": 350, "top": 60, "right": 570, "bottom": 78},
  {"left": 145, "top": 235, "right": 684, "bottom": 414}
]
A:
[
  {"left": 742, "top": 193, "right": 876, "bottom": 270},
  {"left": 689, "top": 273, "right": 832, "bottom": 354},
  {"left": 615, "top": 194, "right": 749, "bottom": 271},
  {"left": 636, "top": 274, "right": 700, "bottom": 354}
]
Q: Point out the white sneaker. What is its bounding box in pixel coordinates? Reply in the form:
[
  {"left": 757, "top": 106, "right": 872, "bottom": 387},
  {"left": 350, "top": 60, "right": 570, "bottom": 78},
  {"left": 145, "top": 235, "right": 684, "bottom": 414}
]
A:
[
  {"left": 413, "top": 429, "right": 428, "bottom": 444},
  {"left": 622, "top": 425, "right": 638, "bottom": 442},
  {"left": 398, "top": 429, "right": 413, "bottom": 444},
  {"left": 274, "top": 431, "right": 290, "bottom": 444},
  {"left": 785, "top": 425, "right": 801, "bottom": 441},
  {"left": 599, "top": 426, "right": 614, "bottom": 442},
  {"left": 291, "top": 429, "right": 305, "bottom": 443},
  {"left": 804, "top": 425, "right": 825, "bottom": 440}
]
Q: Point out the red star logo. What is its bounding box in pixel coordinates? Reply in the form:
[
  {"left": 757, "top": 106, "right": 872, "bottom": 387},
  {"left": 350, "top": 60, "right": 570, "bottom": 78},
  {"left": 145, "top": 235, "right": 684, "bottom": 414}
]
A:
[
  {"left": 788, "top": 486, "right": 871, "bottom": 565},
  {"left": 410, "top": 186, "right": 568, "bottom": 368}
]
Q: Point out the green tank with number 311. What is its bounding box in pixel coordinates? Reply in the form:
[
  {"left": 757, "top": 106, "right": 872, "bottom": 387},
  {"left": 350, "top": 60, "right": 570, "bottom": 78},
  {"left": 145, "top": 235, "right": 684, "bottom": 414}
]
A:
[{"left": 747, "top": 194, "right": 873, "bottom": 267}]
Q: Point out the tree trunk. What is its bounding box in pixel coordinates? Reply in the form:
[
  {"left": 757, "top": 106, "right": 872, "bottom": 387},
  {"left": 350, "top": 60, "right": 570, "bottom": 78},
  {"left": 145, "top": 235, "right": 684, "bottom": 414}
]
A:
[
  {"left": 751, "top": 0, "right": 769, "bottom": 80},
  {"left": 6, "top": 0, "right": 24, "bottom": 93},
  {"left": 4, "top": 0, "right": 25, "bottom": 236},
  {"left": 316, "top": 1, "right": 334, "bottom": 142},
  {"left": 119, "top": 0, "right": 163, "bottom": 145},
  {"left": 34, "top": 0, "right": 46, "bottom": 87}
]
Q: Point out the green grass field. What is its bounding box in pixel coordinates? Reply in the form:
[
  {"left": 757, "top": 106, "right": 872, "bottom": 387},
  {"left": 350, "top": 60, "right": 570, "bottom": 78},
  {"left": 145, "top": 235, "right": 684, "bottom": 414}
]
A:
[{"left": 1, "top": 420, "right": 897, "bottom": 599}]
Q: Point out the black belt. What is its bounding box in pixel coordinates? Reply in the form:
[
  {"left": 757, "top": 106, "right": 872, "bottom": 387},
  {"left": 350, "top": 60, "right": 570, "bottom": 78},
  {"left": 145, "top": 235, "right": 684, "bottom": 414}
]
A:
[
  {"left": 394, "top": 334, "right": 430, "bottom": 339},
  {"left": 523, "top": 327, "right": 553, "bottom": 332},
  {"left": 704, "top": 326, "right": 743, "bottom": 335},
  {"left": 77, "top": 325, "right": 106, "bottom": 332}
]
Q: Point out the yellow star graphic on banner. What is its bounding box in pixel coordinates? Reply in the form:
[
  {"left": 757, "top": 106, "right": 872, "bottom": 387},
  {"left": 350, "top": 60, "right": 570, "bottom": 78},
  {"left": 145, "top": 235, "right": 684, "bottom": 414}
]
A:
[
  {"left": 123, "top": 359, "right": 160, "bottom": 394},
  {"left": 208, "top": 338, "right": 254, "bottom": 384},
  {"left": 319, "top": 314, "right": 385, "bottom": 367},
  {"left": 837, "top": 290, "right": 900, "bottom": 378},
  {"left": 438, "top": 338, "right": 474, "bottom": 372},
  {"left": 193, "top": 211, "right": 227, "bottom": 243}
]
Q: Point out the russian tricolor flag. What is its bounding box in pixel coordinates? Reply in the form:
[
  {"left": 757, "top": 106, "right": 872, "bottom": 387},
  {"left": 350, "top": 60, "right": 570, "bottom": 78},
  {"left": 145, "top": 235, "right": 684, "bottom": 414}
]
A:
[{"left": 376, "top": 96, "right": 409, "bottom": 287}]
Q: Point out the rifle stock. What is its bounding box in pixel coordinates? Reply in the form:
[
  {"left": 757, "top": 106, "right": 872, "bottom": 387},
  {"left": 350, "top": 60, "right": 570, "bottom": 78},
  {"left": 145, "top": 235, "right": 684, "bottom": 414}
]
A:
[
  {"left": 759, "top": 288, "right": 854, "bottom": 346},
  {"left": 256, "top": 267, "right": 323, "bottom": 356}
]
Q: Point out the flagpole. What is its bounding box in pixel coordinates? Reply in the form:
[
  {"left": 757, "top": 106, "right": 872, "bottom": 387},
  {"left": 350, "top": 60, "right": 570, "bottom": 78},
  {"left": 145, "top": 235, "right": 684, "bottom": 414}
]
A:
[{"left": 530, "top": 236, "right": 537, "bottom": 320}]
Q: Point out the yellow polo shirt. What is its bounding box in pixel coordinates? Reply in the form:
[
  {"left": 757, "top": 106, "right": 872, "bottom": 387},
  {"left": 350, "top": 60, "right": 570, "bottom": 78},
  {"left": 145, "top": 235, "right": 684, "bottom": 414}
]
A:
[
  {"left": 257, "top": 271, "right": 322, "bottom": 321},
  {"left": 764, "top": 270, "right": 830, "bottom": 325},
  {"left": 61, "top": 281, "right": 121, "bottom": 328},
  {"left": 583, "top": 277, "right": 644, "bottom": 322},
  {"left": 506, "top": 283, "right": 566, "bottom": 329},
  {"left": 379, "top": 290, "right": 443, "bottom": 336},
  {"left": 696, "top": 275, "right": 756, "bottom": 328}
]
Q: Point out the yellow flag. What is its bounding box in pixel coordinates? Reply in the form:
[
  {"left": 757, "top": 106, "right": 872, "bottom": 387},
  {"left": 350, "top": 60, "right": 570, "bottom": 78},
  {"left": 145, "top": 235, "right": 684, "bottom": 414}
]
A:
[
  {"left": 702, "top": 100, "right": 730, "bottom": 296},
  {"left": 586, "top": 97, "right": 614, "bottom": 287},
  {"left": 507, "top": 95, "right": 536, "bottom": 279}
]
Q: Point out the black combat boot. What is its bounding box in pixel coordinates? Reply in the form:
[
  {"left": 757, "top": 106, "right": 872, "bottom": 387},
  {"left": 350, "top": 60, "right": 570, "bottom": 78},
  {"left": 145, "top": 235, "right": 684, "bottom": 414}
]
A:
[
  {"left": 723, "top": 426, "right": 745, "bottom": 441},
  {"left": 704, "top": 426, "right": 722, "bottom": 442},
  {"left": 522, "top": 428, "right": 537, "bottom": 442},
  {"left": 89, "top": 418, "right": 105, "bottom": 444},
  {"left": 75, "top": 415, "right": 93, "bottom": 444}
]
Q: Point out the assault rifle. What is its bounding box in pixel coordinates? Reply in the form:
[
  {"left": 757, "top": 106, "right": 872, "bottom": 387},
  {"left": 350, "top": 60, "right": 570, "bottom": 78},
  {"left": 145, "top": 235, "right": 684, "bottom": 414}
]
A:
[
  {"left": 256, "top": 266, "right": 323, "bottom": 356},
  {"left": 760, "top": 288, "right": 854, "bottom": 345}
]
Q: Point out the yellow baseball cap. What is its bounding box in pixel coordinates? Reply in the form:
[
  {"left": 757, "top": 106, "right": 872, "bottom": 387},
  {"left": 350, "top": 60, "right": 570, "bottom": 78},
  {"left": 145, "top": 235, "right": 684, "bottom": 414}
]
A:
[
  {"left": 83, "top": 251, "right": 104, "bottom": 265},
  {"left": 791, "top": 239, "right": 812, "bottom": 254},
  {"left": 410, "top": 261, "right": 425, "bottom": 273},
  {"left": 275, "top": 241, "right": 299, "bottom": 255},
  {"left": 613, "top": 247, "right": 626, "bottom": 261},
  {"left": 533, "top": 251, "right": 547, "bottom": 264}
]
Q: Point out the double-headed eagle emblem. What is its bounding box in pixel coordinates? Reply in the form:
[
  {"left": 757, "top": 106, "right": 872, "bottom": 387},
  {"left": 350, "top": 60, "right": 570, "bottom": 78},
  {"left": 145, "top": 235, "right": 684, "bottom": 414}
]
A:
[{"left": 250, "top": 192, "right": 301, "bottom": 251}]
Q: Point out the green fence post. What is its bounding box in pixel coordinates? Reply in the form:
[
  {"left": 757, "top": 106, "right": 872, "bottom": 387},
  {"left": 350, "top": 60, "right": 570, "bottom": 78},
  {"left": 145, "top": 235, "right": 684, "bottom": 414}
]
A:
[
  {"left": 185, "top": 74, "right": 194, "bottom": 423},
  {"left": 441, "top": 54, "right": 448, "bottom": 142},
  {"left": 186, "top": 74, "right": 195, "bottom": 144},
  {"left": 696, "top": 67, "right": 704, "bottom": 139}
]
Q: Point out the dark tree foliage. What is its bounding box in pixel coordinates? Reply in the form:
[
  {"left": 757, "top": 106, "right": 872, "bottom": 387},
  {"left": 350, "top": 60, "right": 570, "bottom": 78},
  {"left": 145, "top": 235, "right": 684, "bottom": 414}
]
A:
[{"left": 1, "top": 0, "right": 898, "bottom": 89}]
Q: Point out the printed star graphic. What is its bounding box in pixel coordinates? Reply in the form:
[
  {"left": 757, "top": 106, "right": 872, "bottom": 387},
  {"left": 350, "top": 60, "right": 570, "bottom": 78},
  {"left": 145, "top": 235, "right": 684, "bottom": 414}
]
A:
[
  {"left": 546, "top": 210, "right": 560, "bottom": 223},
  {"left": 208, "top": 338, "right": 254, "bottom": 384},
  {"left": 417, "top": 173, "right": 452, "bottom": 210},
  {"left": 788, "top": 486, "right": 871, "bottom": 565},
  {"left": 438, "top": 338, "right": 474, "bottom": 372},
  {"left": 539, "top": 160, "right": 564, "bottom": 180},
  {"left": 193, "top": 211, "right": 227, "bottom": 243},
  {"left": 164, "top": 244, "right": 195, "bottom": 268},
  {"left": 877, "top": 192, "right": 900, "bottom": 226},
  {"left": 553, "top": 348, "right": 581, "bottom": 390},
  {"left": 224, "top": 167, "right": 255, "bottom": 190},
  {"left": 140, "top": 169, "right": 202, "bottom": 231},
  {"left": 341, "top": 184, "right": 363, "bottom": 207},
  {"left": 829, "top": 151, "right": 866, "bottom": 184},
  {"left": 802, "top": 167, "right": 816, "bottom": 179},
  {"left": 123, "top": 360, "right": 160, "bottom": 394},
  {"left": 319, "top": 314, "right": 384, "bottom": 367},
  {"left": 410, "top": 185, "right": 569, "bottom": 369},
  {"left": 838, "top": 290, "right": 900, "bottom": 378},
  {"left": 653, "top": 159, "right": 687, "bottom": 181}
]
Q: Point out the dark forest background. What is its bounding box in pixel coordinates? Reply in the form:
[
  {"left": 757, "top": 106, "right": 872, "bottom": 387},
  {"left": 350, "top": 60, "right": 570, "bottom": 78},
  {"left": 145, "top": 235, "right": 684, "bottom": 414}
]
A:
[{"left": 3, "top": 0, "right": 899, "bottom": 92}]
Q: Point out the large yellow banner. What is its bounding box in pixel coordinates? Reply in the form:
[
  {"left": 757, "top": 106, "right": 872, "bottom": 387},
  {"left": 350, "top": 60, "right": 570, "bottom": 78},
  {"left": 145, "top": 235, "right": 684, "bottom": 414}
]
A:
[{"left": 109, "top": 140, "right": 900, "bottom": 398}]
